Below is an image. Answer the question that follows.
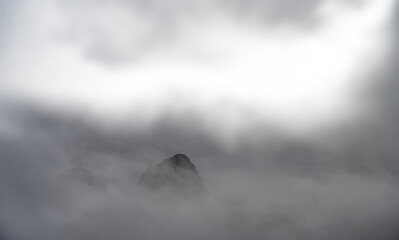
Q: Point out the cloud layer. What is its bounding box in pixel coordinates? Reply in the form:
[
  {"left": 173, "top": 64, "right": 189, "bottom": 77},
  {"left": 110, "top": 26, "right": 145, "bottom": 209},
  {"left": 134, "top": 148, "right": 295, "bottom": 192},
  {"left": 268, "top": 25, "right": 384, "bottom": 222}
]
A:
[
  {"left": 0, "top": 103, "right": 398, "bottom": 239},
  {"left": 0, "top": 0, "right": 395, "bottom": 133},
  {"left": 1, "top": 0, "right": 399, "bottom": 239}
]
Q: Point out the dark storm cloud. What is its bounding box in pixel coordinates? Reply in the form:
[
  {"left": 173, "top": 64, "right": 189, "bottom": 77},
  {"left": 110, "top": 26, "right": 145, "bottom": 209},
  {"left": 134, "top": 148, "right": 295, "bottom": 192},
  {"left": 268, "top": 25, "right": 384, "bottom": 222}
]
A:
[{"left": 1, "top": 100, "right": 399, "bottom": 240}]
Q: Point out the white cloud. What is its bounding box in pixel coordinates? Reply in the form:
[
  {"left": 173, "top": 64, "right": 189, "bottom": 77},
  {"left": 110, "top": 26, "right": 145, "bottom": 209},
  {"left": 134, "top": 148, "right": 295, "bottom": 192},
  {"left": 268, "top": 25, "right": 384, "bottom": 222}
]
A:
[{"left": 0, "top": 0, "right": 394, "bottom": 136}]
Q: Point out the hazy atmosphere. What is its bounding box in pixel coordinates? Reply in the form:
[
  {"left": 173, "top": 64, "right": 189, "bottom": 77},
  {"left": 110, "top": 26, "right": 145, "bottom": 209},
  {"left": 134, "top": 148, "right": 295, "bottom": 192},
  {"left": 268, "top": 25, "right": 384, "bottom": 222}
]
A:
[{"left": 1, "top": 0, "right": 399, "bottom": 239}]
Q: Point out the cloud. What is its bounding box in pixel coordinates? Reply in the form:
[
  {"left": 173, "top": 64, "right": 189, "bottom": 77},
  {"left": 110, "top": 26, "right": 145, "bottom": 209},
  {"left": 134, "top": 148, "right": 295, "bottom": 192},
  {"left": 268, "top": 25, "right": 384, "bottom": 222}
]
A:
[
  {"left": 0, "top": 104, "right": 399, "bottom": 239},
  {"left": 1, "top": 1, "right": 399, "bottom": 239},
  {"left": 0, "top": 0, "right": 394, "bottom": 134},
  {"left": 56, "top": 0, "right": 376, "bottom": 65}
]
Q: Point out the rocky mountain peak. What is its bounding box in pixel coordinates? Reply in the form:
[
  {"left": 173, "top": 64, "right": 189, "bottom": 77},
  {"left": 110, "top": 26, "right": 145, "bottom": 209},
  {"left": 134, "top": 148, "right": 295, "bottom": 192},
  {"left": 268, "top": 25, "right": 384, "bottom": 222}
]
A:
[{"left": 139, "top": 154, "right": 202, "bottom": 194}]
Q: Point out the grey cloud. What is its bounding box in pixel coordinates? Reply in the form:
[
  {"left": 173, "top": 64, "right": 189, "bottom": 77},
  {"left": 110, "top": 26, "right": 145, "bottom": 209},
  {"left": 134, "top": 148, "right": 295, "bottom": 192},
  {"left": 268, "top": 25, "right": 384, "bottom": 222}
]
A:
[
  {"left": 1, "top": 1, "right": 399, "bottom": 239},
  {"left": 1, "top": 101, "right": 399, "bottom": 239},
  {"left": 220, "top": 0, "right": 323, "bottom": 26},
  {"left": 0, "top": 0, "right": 21, "bottom": 54},
  {"left": 330, "top": 0, "right": 399, "bottom": 177},
  {"left": 58, "top": 0, "right": 202, "bottom": 65},
  {"left": 56, "top": 0, "right": 367, "bottom": 65}
]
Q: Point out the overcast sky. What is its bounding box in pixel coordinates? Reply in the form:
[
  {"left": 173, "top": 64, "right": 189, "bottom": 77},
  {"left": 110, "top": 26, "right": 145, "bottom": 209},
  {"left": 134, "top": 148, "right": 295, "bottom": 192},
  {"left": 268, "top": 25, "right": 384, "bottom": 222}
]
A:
[{"left": 1, "top": 0, "right": 399, "bottom": 239}]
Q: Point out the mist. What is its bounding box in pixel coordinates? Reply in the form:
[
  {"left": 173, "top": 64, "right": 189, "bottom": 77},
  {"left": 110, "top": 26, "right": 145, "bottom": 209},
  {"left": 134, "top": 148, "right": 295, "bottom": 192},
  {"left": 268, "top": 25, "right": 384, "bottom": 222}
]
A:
[{"left": 1, "top": 0, "right": 399, "bottom": 239}]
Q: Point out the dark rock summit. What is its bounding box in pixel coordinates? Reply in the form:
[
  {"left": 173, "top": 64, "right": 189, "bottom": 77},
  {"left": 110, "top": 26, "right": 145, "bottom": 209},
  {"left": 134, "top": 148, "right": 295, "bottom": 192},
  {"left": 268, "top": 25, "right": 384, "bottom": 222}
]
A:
[{"left": 139, "top": 154, "right": 202, "bottom": 194}]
